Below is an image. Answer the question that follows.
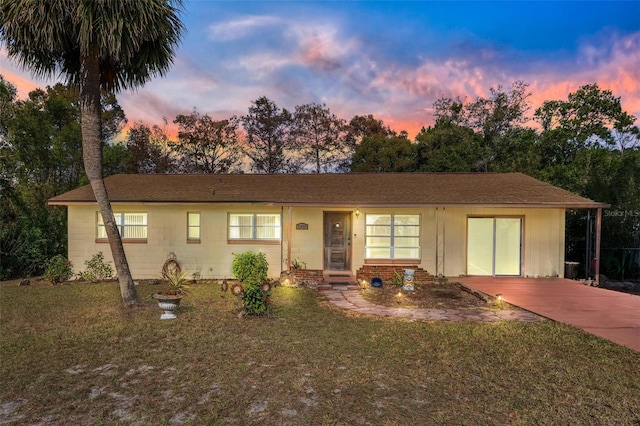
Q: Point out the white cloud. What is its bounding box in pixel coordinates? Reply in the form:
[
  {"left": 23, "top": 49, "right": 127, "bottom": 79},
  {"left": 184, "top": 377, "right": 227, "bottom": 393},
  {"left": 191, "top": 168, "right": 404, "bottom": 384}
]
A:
[
  {"left": 207, "top": 15, "right": 282, "bottom": 41},
  {"left": 232, "top": 53, "right": 296, "bottom": 79}
]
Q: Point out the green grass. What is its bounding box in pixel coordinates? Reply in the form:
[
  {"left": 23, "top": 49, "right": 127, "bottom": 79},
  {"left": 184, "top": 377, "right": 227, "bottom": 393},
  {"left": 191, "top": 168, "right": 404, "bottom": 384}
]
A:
[{"left": 1, "top": 281, "right": 639, "bottom": 425}]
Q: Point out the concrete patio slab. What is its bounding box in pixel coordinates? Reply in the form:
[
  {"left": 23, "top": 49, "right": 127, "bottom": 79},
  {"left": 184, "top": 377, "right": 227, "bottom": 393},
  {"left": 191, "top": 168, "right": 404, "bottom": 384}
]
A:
[{"left": 459, "top": 277, "right": 640, "bottom": 352}]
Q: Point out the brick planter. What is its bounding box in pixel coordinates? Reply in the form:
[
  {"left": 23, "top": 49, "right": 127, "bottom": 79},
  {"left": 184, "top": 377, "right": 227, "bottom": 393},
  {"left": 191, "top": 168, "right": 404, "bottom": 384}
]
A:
[
  {"left": 356, "top": 265, "right": 433, "bottom": 283},
  {"left": 280, "top": 269, "right": 324, "bottom": 286}
]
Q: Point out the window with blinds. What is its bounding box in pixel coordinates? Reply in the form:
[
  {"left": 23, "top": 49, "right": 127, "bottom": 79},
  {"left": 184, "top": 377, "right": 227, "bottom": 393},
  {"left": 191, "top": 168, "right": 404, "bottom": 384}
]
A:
[
  {"left": 97, "top": 212, "right": 147, "bottom": 241},
  {"left": 228, "top": 213, "right": 281, "bottom": 241}
]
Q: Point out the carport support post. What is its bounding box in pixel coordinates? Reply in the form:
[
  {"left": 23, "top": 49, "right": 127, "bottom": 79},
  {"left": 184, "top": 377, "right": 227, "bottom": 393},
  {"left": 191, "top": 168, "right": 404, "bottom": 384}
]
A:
[{"left": 595, "top": 207, "right": 602, "bottom": 283}]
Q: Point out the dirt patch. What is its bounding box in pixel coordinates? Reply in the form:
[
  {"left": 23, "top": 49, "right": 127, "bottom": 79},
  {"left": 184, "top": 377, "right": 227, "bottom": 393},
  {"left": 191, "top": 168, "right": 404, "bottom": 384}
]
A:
[{"left": 361, "top": 280, "right": 495, "bottom": 309}]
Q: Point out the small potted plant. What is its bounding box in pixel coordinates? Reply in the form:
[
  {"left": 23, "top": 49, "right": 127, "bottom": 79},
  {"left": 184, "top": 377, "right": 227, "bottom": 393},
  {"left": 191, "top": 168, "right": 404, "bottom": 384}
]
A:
[
  {"left": 152, "top": 270, "right": 190, "bottom": 319},
  {"left": 290, "top": 258, "right": 306, "bottom": 270}
]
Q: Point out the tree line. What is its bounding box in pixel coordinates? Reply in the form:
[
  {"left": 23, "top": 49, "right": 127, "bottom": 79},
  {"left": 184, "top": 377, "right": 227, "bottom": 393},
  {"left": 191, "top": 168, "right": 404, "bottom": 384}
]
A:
[
  {"left": 105, "top": 96, "right": 398, "bottom": 175},
  {"left": 1, "top": 75, "right": 638, "bottom": 280}
]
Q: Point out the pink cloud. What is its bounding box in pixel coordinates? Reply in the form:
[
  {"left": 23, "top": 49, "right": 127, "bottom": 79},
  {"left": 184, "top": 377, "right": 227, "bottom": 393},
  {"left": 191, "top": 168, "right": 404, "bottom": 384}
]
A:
[
  {"left": 1, "top": 70, "right": 40, "bottom": 98},
  {"left": 290, "top": 23, "right": 356, "bottom": 73},
  {"left": 347, "top": 32, "right": 640, "bottom": 137},
  {"left": 529, "top": 32, "right": 640, "bottom": 122},
  {"left": 1, "top": 47, "right": 63, "bottom": 98}
]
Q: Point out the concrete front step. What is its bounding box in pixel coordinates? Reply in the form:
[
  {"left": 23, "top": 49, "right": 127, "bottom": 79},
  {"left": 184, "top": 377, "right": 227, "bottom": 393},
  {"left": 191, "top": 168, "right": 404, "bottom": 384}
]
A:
[
  {"left": 321, "top": 272, "right": 359, "bottom": 291},
  {"left": 318, "top": 283, "right": 360, "bottom": 291},
  {"left": 323, "top": 273, "right": 356, "bottom": 281}
]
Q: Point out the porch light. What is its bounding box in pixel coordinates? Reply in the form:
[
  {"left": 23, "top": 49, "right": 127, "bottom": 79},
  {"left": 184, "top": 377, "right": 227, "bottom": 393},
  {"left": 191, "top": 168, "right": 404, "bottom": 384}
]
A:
[{"left": 355, "top": 209, "right": 360, "bottom": 218}]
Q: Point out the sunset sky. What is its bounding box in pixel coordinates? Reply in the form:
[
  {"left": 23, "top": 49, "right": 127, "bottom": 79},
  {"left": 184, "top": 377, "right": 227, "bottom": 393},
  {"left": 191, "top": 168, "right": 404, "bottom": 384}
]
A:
[{"left": 1, "top": 0, "right": 639, "bottom": 138}]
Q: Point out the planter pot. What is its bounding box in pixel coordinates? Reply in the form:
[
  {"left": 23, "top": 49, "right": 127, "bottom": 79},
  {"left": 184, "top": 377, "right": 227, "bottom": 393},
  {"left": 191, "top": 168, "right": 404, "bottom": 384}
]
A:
[
  {"left": 371, "top": 277, "right": 383, "bottom": 288},
  {"left": 152, "top": 293, "right": 183, "bottom": 320}
]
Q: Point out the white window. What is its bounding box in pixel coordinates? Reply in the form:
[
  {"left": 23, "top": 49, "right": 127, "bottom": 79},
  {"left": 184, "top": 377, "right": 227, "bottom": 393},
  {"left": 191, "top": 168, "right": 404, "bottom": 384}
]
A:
[
  {"left": 365, "top": 214, "right": 420, "bottom": 259},
  {"left": 97, "top": 212, "right": 147, "bottom": 241},
  {"left": 228, "top": 213, "right": 281, "bottom": 241},
  {"left": 187, "top": 212, "right": 201, "bottom": 242}
]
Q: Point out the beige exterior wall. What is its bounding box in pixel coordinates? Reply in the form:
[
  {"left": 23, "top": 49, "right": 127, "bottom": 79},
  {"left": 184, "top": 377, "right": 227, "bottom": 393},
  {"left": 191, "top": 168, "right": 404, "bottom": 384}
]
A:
[
  {"left": 328, "top": 206, "right": 565, "bottom": 278},
  {"left": 441, "top": 207, "right": 566, "bottom": 278},
  {"left": 287, "top": 207, "right": 325, "bottom": 270},
  {"left": 67, "top": 204, "right": 566, "bottom": 280},
  {"left": 68, "top": 204, "right": 284, "bottom": 279}
]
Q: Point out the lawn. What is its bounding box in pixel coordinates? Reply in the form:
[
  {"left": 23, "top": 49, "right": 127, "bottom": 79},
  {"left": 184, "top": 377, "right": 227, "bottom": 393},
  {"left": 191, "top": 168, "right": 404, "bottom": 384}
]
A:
[{"left": 1, "top": 280, "right": 639, "bottom": 425}]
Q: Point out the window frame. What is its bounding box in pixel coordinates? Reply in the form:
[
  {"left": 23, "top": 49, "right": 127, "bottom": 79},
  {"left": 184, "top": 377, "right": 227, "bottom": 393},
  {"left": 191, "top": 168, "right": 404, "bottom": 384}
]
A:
[
  {"left": 364, "top": 213, "right": 421, "bottom": 260},
  {"left": 227, "top": 213, "right": 282, "bottom": 244},
  {"left": 187, "top": 212, "right": 201, "bottom": 243},
  {"left": 96, "top": 212, "right": 148, "bottom": 243}
]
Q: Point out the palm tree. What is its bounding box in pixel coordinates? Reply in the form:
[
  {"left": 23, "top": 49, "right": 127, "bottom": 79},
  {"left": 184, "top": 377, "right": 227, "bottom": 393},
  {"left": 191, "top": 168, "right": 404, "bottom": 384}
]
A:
[{"left": 0, "top": 0, "right": 184, "bottom": 305}]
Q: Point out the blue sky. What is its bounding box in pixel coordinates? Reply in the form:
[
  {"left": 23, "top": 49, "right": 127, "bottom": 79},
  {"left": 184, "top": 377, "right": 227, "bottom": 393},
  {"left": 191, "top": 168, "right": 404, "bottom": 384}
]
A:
[{"left": 2, "top": 0, "right": 639, "bottom": 138}]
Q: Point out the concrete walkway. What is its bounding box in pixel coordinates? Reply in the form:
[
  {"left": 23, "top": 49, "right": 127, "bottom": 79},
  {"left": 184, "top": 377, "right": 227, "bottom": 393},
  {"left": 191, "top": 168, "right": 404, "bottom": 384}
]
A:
[
  {"left": 459, "top": 277, "right": 640, "bottom": 352},
  {"left": 323, "top": 290, "right": 543, "bottom": 322}
]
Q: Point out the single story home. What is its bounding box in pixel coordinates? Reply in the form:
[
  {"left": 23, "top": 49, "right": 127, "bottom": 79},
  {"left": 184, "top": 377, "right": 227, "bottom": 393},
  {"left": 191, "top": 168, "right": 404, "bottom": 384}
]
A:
[{"left": 48, "top": 173, "right": 607, "bottom": 284}]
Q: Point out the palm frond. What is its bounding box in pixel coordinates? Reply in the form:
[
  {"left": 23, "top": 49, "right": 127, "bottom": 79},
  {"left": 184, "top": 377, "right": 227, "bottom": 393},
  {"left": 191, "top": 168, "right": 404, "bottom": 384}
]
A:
[{"left": 0, "top": 0, "right": 185, "bottom": 92}]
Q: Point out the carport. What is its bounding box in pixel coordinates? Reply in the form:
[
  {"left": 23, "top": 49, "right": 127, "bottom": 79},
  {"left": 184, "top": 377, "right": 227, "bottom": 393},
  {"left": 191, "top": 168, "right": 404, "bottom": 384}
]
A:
[{"left": 459, "top": 277, "right": 640, "bottom": 352}]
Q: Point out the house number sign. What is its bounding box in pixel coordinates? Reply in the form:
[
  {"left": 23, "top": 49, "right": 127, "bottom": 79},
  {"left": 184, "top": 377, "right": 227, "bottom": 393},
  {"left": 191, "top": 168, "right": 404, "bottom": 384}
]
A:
[{"left": 296, "top": 223, "right": 309, "bottom": 230}]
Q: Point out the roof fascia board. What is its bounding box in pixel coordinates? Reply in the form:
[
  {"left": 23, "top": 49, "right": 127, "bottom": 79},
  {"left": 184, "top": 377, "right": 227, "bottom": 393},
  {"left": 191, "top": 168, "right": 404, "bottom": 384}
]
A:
[
  {"left": 49, "top": 201, "right": 610, "bottom": 209},
  {"left": 272, "top": 203, "right": 610, "bottom": 209}
]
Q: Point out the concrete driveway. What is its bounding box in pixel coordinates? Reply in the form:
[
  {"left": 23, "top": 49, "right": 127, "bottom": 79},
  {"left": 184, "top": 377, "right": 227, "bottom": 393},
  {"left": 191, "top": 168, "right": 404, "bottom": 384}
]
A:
[{"left": 459, "top": 277, "right": 640, "bottom": 352}]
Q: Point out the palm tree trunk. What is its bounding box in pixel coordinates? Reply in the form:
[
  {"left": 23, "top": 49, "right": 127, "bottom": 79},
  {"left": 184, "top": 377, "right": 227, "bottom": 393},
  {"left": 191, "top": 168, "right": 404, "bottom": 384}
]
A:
[{"left": 80, "top": 50, "right": 139, "bottom": 306}]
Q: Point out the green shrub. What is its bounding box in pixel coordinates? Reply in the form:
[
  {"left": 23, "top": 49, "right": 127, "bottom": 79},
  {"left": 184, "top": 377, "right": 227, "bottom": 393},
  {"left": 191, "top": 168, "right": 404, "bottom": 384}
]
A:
[
  {"left": 231, "top": 251, "right": 268, "bottom": 282},
  {"left": 240, "top": 280, "right": 273, "bottom": 316},
  {"left": 231, "top": 252, "right": 272, "bottom": 316},
  {"left": 43, "top": 255, "right": 73, "bottom": 284},
  {"left": 82, "top": 252, "right": 114, "bottom": 282}
]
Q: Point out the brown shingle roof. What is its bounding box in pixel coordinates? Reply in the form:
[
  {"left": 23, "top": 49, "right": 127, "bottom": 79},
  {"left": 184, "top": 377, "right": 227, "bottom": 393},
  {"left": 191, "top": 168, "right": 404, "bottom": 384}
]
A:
[{"left": 47, "top": 173, "right": 607, "bottom": 208}]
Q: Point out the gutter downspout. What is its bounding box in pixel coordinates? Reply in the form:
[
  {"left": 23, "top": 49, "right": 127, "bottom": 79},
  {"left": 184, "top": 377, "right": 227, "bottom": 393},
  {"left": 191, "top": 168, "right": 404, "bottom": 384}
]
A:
[
  {"left": 287, "top": 206, "right": 293, "bottom": 273},
  {"left": 442, "top": 207, "right": 446, "bottom": 277},
  {"left": 586, "top": 210, "right": 592, "bottom": 278},
  {"left": 435, "top": 208, "right": 439, "bottom": 277},
  {"left": 434, "top": 207, "right": 446, "bottom": 277},
  {"left": 280, "top": 207, "right": 284, "bottom": 275}
]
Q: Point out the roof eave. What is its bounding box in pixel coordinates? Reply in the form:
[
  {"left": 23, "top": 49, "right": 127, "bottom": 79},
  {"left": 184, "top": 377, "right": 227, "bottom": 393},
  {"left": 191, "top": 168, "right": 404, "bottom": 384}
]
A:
[
  {"left": 272, "top": 202, "right": 610, "bottom": 209},
  {"left": 48, "top": 200, "right": 611, "bottom": 209}
]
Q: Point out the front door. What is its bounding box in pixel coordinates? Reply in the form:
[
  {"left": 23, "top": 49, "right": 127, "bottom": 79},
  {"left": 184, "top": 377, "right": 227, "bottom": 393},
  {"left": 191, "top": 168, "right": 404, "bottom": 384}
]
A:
[{"left": 324, "top": 212, "right": 351, "bottom": 271}]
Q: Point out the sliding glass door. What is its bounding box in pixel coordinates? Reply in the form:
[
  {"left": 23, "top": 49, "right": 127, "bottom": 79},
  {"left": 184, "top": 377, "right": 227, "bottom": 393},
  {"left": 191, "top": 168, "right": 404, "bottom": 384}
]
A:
[{"left": 467, "top": 217, "right": 522, "bottom": 276}]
